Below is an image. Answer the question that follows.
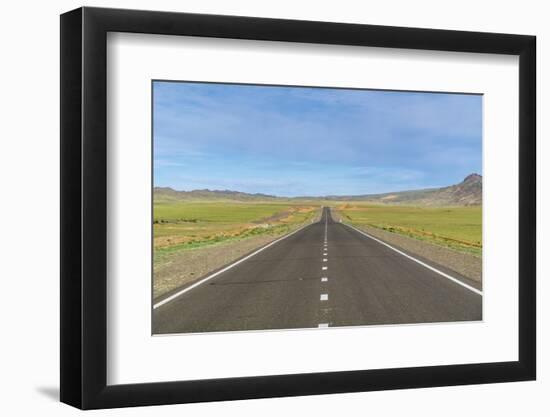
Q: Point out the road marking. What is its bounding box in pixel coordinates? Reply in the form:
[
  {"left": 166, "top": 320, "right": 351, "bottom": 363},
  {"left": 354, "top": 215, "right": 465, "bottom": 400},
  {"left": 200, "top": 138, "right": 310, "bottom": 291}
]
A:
[
  {"left": 153, "top": 222, "right": 316, "bottom": 309},
  {"left": 324, "top": 209, "right": 328, "bottom": 243},
  {"left": 320, "top": 294, "right": 328, "bottom": 301},
  {"left": 342, "top": 222, "right": 483, "bottom": 296},
  {"left": 318, "top": 323, "right": 329, "bottom": 328},
  {"left": 323, "top": 258, "right": 327, "bottom": 262},
  {"left": 321, "top": 277, "right": 328, "bottom": 282},
  {"left": 322, "top": 266, "right": 328, "bottom": 270}
]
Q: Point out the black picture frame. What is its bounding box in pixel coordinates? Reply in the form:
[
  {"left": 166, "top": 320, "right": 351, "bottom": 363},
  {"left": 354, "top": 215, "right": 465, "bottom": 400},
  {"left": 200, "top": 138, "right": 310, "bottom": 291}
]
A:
[{"left": 60, "top": 6, "right": 536, "bottom": 410}]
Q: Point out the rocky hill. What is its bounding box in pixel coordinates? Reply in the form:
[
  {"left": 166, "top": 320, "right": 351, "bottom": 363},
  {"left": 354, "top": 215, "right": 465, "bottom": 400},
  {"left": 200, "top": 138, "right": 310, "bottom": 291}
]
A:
[{"left": 324, "top": 174, "right": 482, "bottom": 206}]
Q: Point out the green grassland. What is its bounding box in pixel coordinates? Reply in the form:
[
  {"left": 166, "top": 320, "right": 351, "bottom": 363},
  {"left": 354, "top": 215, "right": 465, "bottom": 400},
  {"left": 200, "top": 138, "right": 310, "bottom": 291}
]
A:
[
  {"left": 336, "top": 204, "right": 482, "bottom": 256},
  {"left": 153, "top": 200, "right": 320, "bottom": 264},
  {"left": 154, "top": 195, "right": 482, "bottom": 266}
]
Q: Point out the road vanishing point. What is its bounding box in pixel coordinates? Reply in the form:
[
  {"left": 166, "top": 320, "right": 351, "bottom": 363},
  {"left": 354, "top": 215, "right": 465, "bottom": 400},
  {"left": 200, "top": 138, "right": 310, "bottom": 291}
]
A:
[{"left": 153, "top": 207, "right": 482, "bottom": 334}]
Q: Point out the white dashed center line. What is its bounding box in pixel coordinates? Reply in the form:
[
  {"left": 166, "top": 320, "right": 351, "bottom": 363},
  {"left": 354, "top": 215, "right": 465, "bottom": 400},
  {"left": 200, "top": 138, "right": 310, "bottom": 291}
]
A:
[
  {"left": 324, "top": 209, "right": 328, "bottom": 241},
  {"left": 318, "top": 209, "right": 331, "bottom": 328}
]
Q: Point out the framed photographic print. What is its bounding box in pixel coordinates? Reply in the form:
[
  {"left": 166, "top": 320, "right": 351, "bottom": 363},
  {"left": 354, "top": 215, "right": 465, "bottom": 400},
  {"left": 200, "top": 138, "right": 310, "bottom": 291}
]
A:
[{"left": 60, "top": 7, "right": 536, "bottom": 409}]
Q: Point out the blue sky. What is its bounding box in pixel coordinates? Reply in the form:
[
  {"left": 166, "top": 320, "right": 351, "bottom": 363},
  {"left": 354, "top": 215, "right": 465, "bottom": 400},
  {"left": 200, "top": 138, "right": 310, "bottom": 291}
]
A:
[{"left": 153, "top": 81, "right": 482, "bottom": 197}]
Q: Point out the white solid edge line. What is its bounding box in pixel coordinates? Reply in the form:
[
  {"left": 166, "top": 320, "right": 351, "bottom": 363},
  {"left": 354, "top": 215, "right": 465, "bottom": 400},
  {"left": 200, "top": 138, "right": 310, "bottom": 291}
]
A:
[
  {"left": 342, "top": 222, "right": 483, "bottom": 296},
  {"left": 154, "top": 222, "right": 315, "bottom": 309}
]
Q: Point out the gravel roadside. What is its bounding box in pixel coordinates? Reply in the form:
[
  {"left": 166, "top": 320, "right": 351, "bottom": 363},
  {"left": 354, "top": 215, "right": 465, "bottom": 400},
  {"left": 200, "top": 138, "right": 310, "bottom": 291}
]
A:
[
  {"left": 346, "top": 222, "right": 482, "bottom": 283},
  {"left": 153, "top": 214, "right": 325, "bottom": 300}
]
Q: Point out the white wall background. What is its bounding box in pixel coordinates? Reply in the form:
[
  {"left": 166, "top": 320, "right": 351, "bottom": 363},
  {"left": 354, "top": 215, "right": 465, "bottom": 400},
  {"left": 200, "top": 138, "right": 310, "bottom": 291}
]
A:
[{"left": 0, "top": 0, "right": 545, "bottom": 415}]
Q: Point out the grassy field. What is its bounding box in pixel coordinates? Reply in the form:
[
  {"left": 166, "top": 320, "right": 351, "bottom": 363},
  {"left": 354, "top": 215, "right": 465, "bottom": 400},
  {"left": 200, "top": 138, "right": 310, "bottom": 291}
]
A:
[
  {"left": 336, "top": 203, "right": 482, "bottom": 256},
  {"left": 154, "top": 196, "right": 481, "bottom": 267},
  {"left": 154, "top": 200, "right": 319, "bottom": 264}
]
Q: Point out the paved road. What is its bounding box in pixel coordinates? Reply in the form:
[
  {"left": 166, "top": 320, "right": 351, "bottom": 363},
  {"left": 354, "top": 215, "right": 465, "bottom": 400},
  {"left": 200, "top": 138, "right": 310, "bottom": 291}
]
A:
[{"left": 153, "top": 208, "right": 482, "bottom": 334}]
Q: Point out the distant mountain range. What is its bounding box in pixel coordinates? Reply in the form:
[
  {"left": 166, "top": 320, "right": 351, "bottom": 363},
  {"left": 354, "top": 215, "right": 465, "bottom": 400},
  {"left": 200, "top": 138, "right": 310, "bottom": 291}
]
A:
[
  {"left": 320, "top": 173, "right": 482, "bottom": 206},
  {"left": 154, "top": 187, "right": 278, "bottom": 202},
  {"left": 154, "top": 173, "right": 482, "bottom": 206}
]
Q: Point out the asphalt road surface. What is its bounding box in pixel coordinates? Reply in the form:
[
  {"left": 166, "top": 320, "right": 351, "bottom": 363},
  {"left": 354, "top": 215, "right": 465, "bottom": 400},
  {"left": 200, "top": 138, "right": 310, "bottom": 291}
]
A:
[{"left": 153, "top": 207, "right": 482, "bottom": 334}]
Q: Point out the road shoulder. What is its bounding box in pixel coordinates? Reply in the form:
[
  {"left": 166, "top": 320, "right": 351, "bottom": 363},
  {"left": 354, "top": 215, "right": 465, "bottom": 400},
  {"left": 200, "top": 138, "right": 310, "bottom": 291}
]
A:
[{"left": 342, "top": 222, "right": 482, "bottom": 288}]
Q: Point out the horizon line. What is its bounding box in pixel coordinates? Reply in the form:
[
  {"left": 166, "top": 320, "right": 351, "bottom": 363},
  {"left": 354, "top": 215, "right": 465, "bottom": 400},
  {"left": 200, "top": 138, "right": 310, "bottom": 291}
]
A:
[{"left": 154, "top": 173, "right": 481, "bottom": 199}]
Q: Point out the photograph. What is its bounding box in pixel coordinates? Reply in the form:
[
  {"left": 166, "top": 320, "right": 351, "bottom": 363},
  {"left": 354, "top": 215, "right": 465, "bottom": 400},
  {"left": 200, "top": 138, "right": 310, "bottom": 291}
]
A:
[{"left": 151, "top": 81, "right": 483, "bottom": 334}]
